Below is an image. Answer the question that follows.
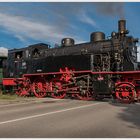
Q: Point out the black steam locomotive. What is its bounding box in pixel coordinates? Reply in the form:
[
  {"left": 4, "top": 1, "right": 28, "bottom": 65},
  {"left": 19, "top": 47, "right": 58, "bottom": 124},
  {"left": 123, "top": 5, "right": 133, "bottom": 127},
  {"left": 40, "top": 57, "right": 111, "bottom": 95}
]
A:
[{"left": 2, "top": 20, "right": 140, "bottom": 103}]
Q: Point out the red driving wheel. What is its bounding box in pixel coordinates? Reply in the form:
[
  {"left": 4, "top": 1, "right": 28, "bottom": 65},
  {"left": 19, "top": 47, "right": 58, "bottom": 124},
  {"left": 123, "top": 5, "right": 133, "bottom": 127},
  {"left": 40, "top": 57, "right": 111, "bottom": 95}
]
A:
[
  {"left": 115, "top": 83, "right": 135, "bottom": 103},
  {"left": 51, "top": 79, "right": 66, "bottom": 99},
  {"left": 32, "top": 77, "right": 47, "bottom": 98}
]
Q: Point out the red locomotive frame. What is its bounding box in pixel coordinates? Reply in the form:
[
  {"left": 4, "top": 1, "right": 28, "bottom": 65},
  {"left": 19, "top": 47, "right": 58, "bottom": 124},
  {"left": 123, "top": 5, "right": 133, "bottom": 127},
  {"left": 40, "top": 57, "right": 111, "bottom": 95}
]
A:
[{"left": 2, "top": 67, "right": 140, "bottom": 103}]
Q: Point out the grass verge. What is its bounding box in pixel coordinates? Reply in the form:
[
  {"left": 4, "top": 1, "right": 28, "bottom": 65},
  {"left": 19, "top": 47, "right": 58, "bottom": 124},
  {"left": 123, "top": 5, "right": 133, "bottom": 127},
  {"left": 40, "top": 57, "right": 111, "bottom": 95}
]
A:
[{"left": 0, "top": 93, "right": 19, "bottom": 100}]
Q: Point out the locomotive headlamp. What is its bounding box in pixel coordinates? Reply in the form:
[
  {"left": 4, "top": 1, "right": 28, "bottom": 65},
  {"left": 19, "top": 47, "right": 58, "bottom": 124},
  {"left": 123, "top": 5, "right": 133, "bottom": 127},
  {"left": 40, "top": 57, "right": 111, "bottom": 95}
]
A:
[{"left": 121, "top": 31, "right": 124, "bottom": 34}]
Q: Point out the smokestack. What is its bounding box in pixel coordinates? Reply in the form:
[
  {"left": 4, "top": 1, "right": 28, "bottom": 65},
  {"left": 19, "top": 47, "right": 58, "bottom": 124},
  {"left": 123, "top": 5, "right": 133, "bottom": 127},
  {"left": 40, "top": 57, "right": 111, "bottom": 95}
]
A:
[{"left": 118, "top": 19, "right": 126, "bottom": 33}]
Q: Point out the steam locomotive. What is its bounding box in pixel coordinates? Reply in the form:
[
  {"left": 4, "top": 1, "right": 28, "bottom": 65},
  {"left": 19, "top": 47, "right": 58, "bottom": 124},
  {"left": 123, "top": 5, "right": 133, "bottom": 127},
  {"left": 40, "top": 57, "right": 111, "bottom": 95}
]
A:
[{"left": 2, "top": 19, "right": 140, "bottom": 103}]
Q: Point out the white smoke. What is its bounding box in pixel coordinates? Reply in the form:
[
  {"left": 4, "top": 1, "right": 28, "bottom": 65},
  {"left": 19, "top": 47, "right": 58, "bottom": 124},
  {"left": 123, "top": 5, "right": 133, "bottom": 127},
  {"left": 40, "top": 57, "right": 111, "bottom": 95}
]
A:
[{"left": 0, "top": 47, "right": 8, "bottom": 57}]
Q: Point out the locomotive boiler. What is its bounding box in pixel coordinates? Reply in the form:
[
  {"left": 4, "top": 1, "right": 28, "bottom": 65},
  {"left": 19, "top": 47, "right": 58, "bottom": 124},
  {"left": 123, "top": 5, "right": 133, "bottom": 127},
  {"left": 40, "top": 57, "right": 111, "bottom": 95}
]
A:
[{"left": 2, "top": 19, "right": 140, "bottom": 103}]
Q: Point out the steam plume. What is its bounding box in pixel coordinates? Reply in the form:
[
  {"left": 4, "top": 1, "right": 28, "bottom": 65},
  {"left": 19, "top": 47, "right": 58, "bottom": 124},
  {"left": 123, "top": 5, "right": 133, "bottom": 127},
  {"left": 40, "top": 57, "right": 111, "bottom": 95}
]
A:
[{"left": 95, "top": 2, "right": 125, "bottom": 19}]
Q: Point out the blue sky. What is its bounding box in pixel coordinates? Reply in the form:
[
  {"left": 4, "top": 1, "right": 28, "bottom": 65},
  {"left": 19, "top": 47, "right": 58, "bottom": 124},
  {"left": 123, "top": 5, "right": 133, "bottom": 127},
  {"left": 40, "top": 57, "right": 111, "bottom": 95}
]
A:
[{"left": 0, "top": 2, "right": 140, "bottom": 49}]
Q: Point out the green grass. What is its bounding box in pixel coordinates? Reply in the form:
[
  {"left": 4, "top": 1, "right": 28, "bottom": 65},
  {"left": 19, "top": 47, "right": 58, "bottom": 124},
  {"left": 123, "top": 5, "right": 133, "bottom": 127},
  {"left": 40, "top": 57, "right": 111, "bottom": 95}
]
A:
[{"left": 0, "top": 93, "right": 19, "bottom": 100}]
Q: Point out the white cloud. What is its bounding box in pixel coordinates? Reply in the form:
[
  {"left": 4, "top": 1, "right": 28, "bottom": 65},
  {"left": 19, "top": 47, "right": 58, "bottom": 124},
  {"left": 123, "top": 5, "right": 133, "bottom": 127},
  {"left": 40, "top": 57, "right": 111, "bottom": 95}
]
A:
[
  {"left": 79, "top": 11, "right": 100, "bottom": 29},
  {"left": 0, "top": 13, "right": 86, "bottom": 46},
  {"left": 0, "top": 47, "right": 8, "bottom": 57},
  {"left": 15, "top": 34, "right": 27, "bottom": 42},
  {"left": 0, "top": 13, "right": 67, "bottom": 43}
]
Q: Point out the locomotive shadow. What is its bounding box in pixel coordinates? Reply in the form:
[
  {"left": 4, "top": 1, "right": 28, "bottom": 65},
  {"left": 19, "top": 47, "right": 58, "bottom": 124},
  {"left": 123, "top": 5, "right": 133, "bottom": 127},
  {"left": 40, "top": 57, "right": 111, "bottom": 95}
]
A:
[{"left": 110, "top": 102, "right": 140, "bottom": 129}]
